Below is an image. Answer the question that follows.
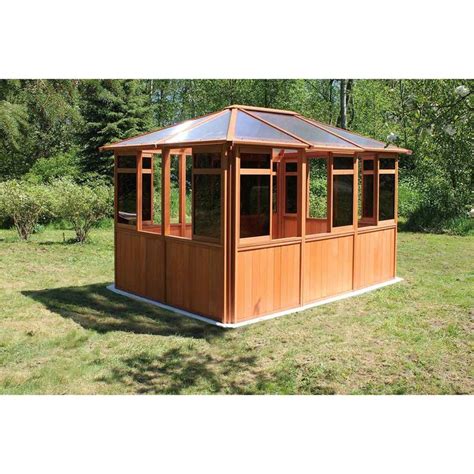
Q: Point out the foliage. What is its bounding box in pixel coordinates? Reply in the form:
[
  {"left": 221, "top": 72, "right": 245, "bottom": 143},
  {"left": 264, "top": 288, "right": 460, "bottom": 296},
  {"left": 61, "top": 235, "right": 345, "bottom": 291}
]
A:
[
  {"left": 78, "top": 80, "right": 152, "bottom": 177},
  {"left": 0, "top": 79, "right": 472, "bottom": 234},
  {"left": 51, "top": 179, "right": 113, "bottom": 242},
  {"left": 25, "top": 148, "right": 82, "bottom": 184},
  {"left": 0, "top": 180, "right": 54, "bottom": 240}
]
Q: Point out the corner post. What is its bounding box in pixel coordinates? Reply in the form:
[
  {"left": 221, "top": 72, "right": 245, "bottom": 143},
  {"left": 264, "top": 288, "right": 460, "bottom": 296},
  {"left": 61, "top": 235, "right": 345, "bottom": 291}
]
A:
[{"left": 162, "top": 148, "right": 171, "bottom": 235}]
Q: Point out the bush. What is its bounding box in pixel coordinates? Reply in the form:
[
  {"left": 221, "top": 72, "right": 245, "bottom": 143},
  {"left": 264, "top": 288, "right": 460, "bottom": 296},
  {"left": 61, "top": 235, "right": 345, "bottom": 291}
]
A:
[
  {"left": 0, "top": 180, "right": 54, "bottom": 240},
  {"left": 25, "top": 149, "right": 81, "bottom": 184},
  {"left": 51, "top": 179, "right": 113, "bottom": 242}
]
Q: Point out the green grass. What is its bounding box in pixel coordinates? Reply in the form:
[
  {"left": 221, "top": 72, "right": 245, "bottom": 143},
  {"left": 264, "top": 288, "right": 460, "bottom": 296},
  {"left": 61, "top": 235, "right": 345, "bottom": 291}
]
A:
[{"left": 0, "top": 227, "right": 472, "bottom": 394}]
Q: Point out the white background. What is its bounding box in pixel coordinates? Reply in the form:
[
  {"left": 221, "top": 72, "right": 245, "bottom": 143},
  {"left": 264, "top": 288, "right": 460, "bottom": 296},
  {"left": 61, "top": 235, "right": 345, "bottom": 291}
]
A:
[{"left": 1, "top": 1, "right": 472, "bottom": 472}]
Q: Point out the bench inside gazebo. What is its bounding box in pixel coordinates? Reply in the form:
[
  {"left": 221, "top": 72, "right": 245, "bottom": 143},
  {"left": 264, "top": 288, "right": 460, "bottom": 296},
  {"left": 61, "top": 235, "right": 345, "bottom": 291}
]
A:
[{"left": 102, "top": 105, "right": 411, "bottom": 327}]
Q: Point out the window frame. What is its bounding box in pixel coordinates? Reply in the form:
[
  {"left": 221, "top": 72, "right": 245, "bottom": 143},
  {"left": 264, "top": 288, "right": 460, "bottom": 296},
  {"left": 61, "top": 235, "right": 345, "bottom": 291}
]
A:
[
  {"left": 305, "top": 155, "right": 330, "bottom": 236},
  {"left": 237, "top": 146, "right": 273, "bottom": 245},
  {"left": 191, "top": 145, "right": 225, "bottom": 244},
  {"left": 377, "top": 155, "right": 397, "bottom": 224},
  {"left": 115, "top": 152, "right": 139, "bottom": 229},
  {"left": 331, "top": 153, "right": 357, "bottom": 232}
]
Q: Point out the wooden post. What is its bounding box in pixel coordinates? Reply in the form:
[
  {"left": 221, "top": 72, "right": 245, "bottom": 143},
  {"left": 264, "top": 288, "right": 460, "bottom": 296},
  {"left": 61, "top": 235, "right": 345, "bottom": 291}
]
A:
[
  {"left": 179, "top": 152, "right": 186, "bottom": 236},
  {"left": 327, "top": 152, "right": 333, "bottom": 232},
  {"left": 136, "top": 151, "right": 143, "bottom": 231},
  {"left": 374, "top": 154, "right": 380, "bottom": 226},
  {"left": 162, "top": 148, "right": 170, "bottom": 235}
]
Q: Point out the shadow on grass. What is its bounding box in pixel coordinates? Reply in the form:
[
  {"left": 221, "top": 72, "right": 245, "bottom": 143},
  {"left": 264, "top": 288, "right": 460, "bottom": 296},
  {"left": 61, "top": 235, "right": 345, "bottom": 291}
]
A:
[
  {"left": 23, "top": 283, "right": 223, "bottom": 341},
  {"left": 100, "top": 347, "right": 262, "bottom": 394}
]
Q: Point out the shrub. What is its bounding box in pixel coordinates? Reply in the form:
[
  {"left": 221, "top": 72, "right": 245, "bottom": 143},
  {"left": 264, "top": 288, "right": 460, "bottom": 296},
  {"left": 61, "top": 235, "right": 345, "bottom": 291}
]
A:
[
  {"left": 25, "top": 149, "right": 82, "bottom": 184},
  {"left": 0, "top": 180, "right": 54, "bottom": 240},
  {"left": 51, "top": 179, "right": 113, "bottom": 242}
]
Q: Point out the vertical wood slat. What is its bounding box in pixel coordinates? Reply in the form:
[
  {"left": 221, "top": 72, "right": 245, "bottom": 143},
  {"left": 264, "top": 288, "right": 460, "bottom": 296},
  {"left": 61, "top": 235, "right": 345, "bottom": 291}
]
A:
[
  {"left": 179, "top": 152, "right": 186, "bottom": 236},
  {"left": 136, "top": 151, "right": 143, "bottom": 231},
  {"left": 374, "top": 154, "right": 380, "bottom": 226},
  {"left": 162, "top": 148, "right": 171, "bottom": 236}
]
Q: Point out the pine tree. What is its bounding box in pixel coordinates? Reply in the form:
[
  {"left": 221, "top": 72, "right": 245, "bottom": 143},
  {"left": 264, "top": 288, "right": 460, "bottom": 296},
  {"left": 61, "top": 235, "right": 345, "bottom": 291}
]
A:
[{"left": 78, "top": 80, "right": 152, "bottom": 177}]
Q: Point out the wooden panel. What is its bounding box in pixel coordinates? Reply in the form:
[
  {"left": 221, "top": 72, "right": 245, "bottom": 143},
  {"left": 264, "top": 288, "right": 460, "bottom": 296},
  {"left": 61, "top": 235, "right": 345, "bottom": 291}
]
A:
[
  {"left": 306, "top": 218, "right": 328, "bottom": 234},
  {"left": 235, "top": 243, "right": 300, "bottom": 321},
  {"left": 353, "top": 228, "right": 396, "bottom": 289},
  {"left": 115, "top": 228, "right": 165, "bottom": 301},
  {"left": 303, "top": 235, "right": 354, "bottom": 303},
  {"left": 165, "top": 239, "right": 224, "bottom": 321}
]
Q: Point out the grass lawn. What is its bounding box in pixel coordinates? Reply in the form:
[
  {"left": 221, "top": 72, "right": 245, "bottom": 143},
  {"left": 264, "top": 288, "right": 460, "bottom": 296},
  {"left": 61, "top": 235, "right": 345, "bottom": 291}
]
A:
[{"left": 0, "top": 227, "right": 472, "bottom": 395}]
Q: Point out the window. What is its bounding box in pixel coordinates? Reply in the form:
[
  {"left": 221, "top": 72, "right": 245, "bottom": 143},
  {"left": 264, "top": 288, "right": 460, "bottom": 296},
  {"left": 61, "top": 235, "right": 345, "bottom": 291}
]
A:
[
  {"left": 142, "top": 173, "right": 152, "bottom": 221},
  {"left": 193, "top": 174, "right": 221, "bottom": 239},
  {"left": 379, "top": 174, "right": 395, "bottom": 220},
  {"left": 333, "top": 175, "right": 354, "bottom": 227},
  {"left": 241, "top": 153, "right": 270, "bottom": 169},
  {"left": 142, "top": 157, "right": 152, "bottom": 169},
  {"left": 117, "top": 172, "right": 137, "bottom": 225},
  {"left": 285, "top": 162, "right": 297, "bottom": 172},
  {"left": 359, "top": 158, "right": 376, "bottom": 223},
  {"left": 362, "top": 174, "right": 374, "bottom": 218},
  {"left": 240, "top": 175, "right": 270, "bottom": 238},
  {"left": 193, "top": 149, "right": 222, "bottom": 241},
  {"left": 117, "top": 155, "right": 136, "bottom": 169},
  {"left": 306, "top": 158, "right": 328, "bottom": 235},
  {"left": 239, "top": 150, "right": 272, "bottom": 240},
  {"left": 307, "top": 158, "right": 327, "bottom": 219},
  {"left": 379, "top": 158, "right": 395, "bottom": 169},
  {"left": 193, "top": 152, "right": 220, "bottom": 169},
  {"left": 285, "top": 175, "right": 297, "bottom": 213},
  {"left": 333, "top": 157, "right": 353, "bottom": 170}
]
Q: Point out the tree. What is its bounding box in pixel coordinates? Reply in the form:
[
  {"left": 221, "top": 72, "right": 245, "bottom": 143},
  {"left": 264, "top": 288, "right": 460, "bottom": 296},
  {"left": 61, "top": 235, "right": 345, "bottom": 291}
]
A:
[{"left": 78, "top": 80, "right": 152, "bottom": 177}]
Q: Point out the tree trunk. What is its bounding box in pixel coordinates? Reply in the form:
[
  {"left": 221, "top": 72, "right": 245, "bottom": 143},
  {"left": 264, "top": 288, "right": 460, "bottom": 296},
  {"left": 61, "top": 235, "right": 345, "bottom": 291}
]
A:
[{"left": 340, "top": 79, "right": 347, "bottom": 129}]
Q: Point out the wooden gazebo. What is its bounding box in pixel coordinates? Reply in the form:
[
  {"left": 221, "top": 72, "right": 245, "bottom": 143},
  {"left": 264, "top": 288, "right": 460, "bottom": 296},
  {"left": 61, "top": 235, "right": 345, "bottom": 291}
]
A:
[{"left": 102, "top": 105, "right": 411, "bottom": 327}]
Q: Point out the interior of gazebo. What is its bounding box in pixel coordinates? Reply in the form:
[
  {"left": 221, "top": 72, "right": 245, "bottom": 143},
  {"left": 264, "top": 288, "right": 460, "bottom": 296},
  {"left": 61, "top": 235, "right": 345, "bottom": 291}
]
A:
[{"left": 103, "top": 105, "right": 411, "bottom": 327}]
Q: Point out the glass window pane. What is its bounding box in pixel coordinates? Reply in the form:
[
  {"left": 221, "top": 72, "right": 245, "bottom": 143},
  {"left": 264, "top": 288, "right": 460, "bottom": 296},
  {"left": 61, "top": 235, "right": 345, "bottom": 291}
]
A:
[
  {"left": 142, "top": 173, "right": 152, "bottom": 221},
  {"left": 379, "top": 174, "right": 395, "bottom": 220},
  {"left": 235, "top": 111, "right": 300, "bottom": 143},
  {"left": 316, "top": 122, "right": 388, "bottom": 149},
  {"left": 117, "top": 173, "right": 136, "bottom": 224},
  {"left": 272, "top": 175, "right": 277, "bottom": 214},
  {"left": 170, "top": 155, "right": 180, "bottom": 223},
  {"left": 333, "top": 175, "right": 353, "bottom": 227},
  {"left": 113, "top": 115, "right": 211, "bottom": 147},
  {"left": 240, "top": 175, "right": 270, "bottom": 238},
  {"left": 165, "top": 110, "right": 230, "bottom": 143},
  {"left": 253, "top": 111, "right": 352, "bottom": 147},
  {"left": 193, "top": 174, "right": 221, "bottom": 239},
  {"left": 193, "top": 152, "right": 221, "bottom": 169},
  {"left": 285, "top": 175, "right": 297, "bottom": 214},
  {"left": 153, "top": 154, "right": 162, "bottom": 226},
  {"left": 308, "top": 159, "right": 327, "bottom": 218},
  {"left": 241, "top": 153, "right": 271, "bottom": 168},
  {"left": 362, "top": 174, "right": 374, "bottom": 218},
  {"left": 285, "top": 162, "right": 297, "bottom": 172},
  {"left": 363, "top": 159, "right": 374, "bottom": 170},
  {"left": 142, "top": 157, "right": 152, "bottom": 169},
  {"left": 379, "top": 158, "right": 396, "bottom": 169},
  {"left": 117, "top": 155, "right": 136, "bottom": 168},
  {"left": 333, "top": 157, "right": 354, "bottom": 170}
]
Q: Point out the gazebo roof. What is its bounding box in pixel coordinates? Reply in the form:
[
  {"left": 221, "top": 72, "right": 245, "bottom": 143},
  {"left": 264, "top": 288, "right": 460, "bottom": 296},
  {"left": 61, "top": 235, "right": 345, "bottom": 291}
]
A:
[{"left": 101, "top": 105, "right": 412, "bottom": 154}]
